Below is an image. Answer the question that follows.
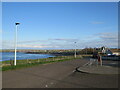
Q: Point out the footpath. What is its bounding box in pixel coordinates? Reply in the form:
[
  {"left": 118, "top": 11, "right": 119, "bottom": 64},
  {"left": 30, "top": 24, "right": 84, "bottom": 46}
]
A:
[{"left": 76, "top": 59, "right": 119, "bottom": 74}]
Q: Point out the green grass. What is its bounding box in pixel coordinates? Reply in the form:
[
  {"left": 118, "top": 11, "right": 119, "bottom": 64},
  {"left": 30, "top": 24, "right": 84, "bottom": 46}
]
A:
[{"left": 1, "top": 56, "right": 82, "bottom": 71}]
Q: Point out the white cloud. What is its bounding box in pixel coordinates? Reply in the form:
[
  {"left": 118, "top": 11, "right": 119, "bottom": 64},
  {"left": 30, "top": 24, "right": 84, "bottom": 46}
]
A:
[
  {"left": 48, "top": 38, "right": 79, "bottom": 43},
  {"left": 2, "top": 41, "right": 14, "bottom": 49},
  {"left": 2, "top": 32, "right": 118, "bottom": 49},
  {"left": 2, "top": 40, "right": 60, "bottom": 49},
  {"left": 98, "top": 32, "right": 118, "bottom": 40},
  {"left": 18, "top": 40, "right": 47, "bottom": 43},
  {"left": 82, "top": 32, "right": 118, "bottom": 48},
  {"left": 17, "top": 44, "right": 59, "bottom": 48},
  {"left": 18, "top": 38, "right": 78, "bottom": 44}
]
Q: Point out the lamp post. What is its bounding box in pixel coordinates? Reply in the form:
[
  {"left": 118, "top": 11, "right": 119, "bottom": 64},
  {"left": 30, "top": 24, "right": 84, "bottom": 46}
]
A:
[
  {"left": 93, "top": 47, "right": 94, "bottom": 54},
  {"left": 14, "top": 22, "right": 20, "bottom": 66},
  {"left": 74, "top": 42, "right": 76, "bottom": 58},
  {"left": 86, "top": 47, "right": 87, "bottom": 55}
]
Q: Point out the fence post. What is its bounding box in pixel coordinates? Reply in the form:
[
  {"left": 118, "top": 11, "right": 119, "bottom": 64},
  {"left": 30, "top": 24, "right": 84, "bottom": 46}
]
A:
[
  {"left": 38, "top": 59, "right": 39, "bottom": 63},
  {"left": 52, "top": 57, "right": 54, "bottom": 61},
  {"left": 27, "top": 59, "right": 28, "bottom": 64},
  {"left": 10, "top": 59, "right": 12, "bottom": 66},
  {"left": 28, "top": 59, "right": 30, "bottom": 64},
  {"left": 67, "top": 56, "right": 69, "bottom": 59}
]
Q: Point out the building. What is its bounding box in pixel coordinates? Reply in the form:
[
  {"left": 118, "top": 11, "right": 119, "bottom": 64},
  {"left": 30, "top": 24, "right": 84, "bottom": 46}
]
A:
[{"left": 101, "top": 46, "right": 113, "bottom": 55}]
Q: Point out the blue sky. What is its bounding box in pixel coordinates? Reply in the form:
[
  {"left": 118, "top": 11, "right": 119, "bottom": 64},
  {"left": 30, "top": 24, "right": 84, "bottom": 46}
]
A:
[{"left": 2, "top": 2, "right": 118, "bottom": 49}]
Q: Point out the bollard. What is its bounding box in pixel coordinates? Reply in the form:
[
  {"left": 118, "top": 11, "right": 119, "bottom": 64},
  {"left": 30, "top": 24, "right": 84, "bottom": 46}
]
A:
[
  {"left": 98, "top": 55, "right": 100, "bottom": 65},
  {"left": 100, "top": 56, "right": 102, "bottom": 66},
  {"left": 96, "top": 59, "right": 98, "bottom": 67}
]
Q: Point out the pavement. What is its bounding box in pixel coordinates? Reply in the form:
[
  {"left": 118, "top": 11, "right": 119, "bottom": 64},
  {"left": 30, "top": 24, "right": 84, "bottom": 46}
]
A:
[
  {"left": 2, "top": 58, "right": 119, "bottom": 88},
  {"left": 77, "top": 65, "right": 119, "bottom": 74},
  {"left": 76, "top": 59, "right": 119, "bottom": 74}
]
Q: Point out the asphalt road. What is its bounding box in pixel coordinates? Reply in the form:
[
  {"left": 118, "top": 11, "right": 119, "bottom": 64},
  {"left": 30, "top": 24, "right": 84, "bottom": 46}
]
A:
[{"left": 2, "top": 58, "right": 119, "bottom": 88}]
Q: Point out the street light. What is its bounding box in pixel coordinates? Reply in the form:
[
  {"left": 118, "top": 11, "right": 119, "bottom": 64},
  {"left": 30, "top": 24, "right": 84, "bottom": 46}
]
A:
[
  {"left": 74, "top": 42, "right": 76, "bottom": 58},
  {"left": 93, "top": 47, "right": 94, "bottom": 54},
  {"left": 85, "top": 46, "right": 87, "bottom": 55},
  {"left": 14, "top": 22, "right": 20, "bottom": 66}
]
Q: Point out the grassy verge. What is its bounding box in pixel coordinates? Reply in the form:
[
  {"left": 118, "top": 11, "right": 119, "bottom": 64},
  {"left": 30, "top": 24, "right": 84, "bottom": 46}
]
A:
[{"left": 1, "top": 56, "right": 82, "bottom": 71}]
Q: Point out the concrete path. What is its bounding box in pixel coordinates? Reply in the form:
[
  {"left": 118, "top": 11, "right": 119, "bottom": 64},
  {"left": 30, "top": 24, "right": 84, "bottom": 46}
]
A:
[
  {"left": 77, "top": 65, "right": 119, "bottom": 74},
  {"left": 77, "top": 60, "right": 119, "bottom": 74},
  {"left": 2, "top": 58, "right": 119, "bottom": 88}
]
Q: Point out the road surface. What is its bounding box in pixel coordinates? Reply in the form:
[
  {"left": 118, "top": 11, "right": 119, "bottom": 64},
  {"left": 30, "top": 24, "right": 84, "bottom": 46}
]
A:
[{"left": 2, "top": 58, "right": 118, "bottom": 88}]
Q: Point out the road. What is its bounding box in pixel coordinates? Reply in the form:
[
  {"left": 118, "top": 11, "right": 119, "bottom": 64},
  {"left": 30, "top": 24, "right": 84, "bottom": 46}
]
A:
[{"left": 2, "top": 58, "right": 118, "bottom": 88}]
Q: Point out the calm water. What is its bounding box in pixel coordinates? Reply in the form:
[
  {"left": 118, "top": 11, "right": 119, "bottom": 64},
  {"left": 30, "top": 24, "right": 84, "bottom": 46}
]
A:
[{"left": 1, "top": 52, "right": 55, "bottom": 61}]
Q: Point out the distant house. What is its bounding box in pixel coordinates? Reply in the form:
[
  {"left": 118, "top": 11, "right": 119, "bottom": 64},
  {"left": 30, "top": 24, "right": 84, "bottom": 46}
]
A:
[
  {"left": 101, "top": 46, "right": 113, "bottom": 55},
  {"left": 101, "top": 46, "right": 106, "bottom": 53}
]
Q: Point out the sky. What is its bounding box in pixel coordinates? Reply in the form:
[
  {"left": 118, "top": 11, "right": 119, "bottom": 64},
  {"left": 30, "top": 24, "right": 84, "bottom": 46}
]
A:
[
  {"left": 1, "top": 0, "right": 120, "bottom": 2},
  {"left": 2, "top": 2, "right": 118, "bottom": 49}
]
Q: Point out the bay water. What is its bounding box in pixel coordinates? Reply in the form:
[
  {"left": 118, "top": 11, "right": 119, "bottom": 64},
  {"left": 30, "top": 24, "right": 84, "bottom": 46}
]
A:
[{"left": 1, "top": 52, "right": 55, "bottom": 61}]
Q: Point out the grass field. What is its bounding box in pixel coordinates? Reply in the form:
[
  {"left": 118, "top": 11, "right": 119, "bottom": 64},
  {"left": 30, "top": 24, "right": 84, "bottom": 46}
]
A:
[{"left": 1, "top": 55, "right": 85, "bottom": 71}]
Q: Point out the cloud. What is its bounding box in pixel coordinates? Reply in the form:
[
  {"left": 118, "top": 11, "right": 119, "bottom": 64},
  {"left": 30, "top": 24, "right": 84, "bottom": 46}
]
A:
[
  {"left": 2, "top": 33, "right": 118, "bottom": 49},
  {"left": 17, "top": 44, "right": 59, "bottom": 48},
  {"left": 2, "top": 41, "right": 14, "bottom": 49},
  {"left": 99, "top": 32, "right": 118, "bottom": 47},
  {"left": 2, "top": 41, "right": 60, "bottom": 49},
  {"left": 49, "top": 38, "right": 78, "bottom": 42},
  {"left": 18, "top": 38, "right": 78, "bottom": 44},
  {"left": 98, "top": 32, "right": 118, "bottom": 40},
  {"left": 18, "top": 40, "right": 47, "bottom": 43},
  {"left": 91, "top": 21, "right": 104, "bottom": 24},
  {"left": 2, "top": 38, "right": 78, "bottom": 49},
  {"left": 83, "top": 32, "right": 118, "bottom": 48}
]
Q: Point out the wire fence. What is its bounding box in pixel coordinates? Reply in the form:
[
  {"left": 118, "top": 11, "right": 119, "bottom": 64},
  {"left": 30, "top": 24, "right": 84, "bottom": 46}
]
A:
[{"left": 2, "top": 55, "right": 83, "bottom": 67}]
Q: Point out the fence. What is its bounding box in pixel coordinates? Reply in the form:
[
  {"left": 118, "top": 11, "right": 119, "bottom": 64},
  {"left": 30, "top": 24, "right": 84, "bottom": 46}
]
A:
[{"left": 2, "top": 55, "right": 83, "bottom": 66}]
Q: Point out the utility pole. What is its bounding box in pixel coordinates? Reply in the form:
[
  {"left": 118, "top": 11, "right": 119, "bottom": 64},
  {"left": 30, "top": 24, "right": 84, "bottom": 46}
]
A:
[
  {"left": 14, "top": 22, "right": 20, "bottom": 66},
  {"left": 86, "top": 47, "right": 87, "bottom": 55},
  {"left": 93, "top": 47, "right": 94, "bottom": 54},
  {"left": 74, "top": 42, "right": 76, "bottom": 58}
]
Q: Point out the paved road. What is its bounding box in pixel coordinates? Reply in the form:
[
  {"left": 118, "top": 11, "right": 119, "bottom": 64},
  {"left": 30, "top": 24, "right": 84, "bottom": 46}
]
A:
[{"left": 2, "top": 58, "right": 119, "bottom": 88}]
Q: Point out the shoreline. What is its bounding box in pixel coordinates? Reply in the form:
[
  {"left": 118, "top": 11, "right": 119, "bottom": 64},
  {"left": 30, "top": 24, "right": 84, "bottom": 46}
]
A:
[{"left": 1, "top": 55, "right": 83, "bottom": 71}]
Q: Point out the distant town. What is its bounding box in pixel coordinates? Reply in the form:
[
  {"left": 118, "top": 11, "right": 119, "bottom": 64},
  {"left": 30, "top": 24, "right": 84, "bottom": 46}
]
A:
[{"left": 1, "top": 47, "right": 119, "bottom": 56}]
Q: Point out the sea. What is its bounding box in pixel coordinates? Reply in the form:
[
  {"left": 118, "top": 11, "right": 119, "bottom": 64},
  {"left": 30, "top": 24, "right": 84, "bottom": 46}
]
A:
[{"left": 0, "top": 52, "right": 55, "bottom": 61}]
